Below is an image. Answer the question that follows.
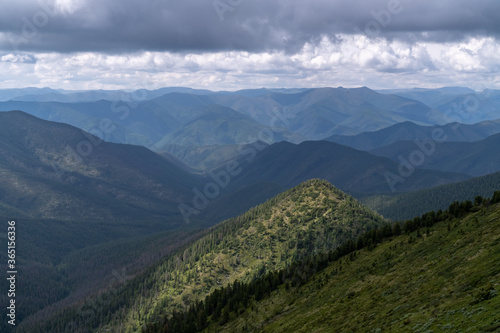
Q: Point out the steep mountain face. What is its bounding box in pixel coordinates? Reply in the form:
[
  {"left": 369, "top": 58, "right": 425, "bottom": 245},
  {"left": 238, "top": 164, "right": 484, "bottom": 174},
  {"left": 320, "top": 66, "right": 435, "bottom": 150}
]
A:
[
  {"left": 370, "top": 133, "right": 500, "bottom": 177},
  {"left": 0, "top": 111, "right": 213, "bottom": 330},
  {"left": 363, "top": 171, "right": 500, "bottom": 221},
  {"left": 206, "top": 201, "right": 500, "bottom": 333},
  {"left": 225, "top": 140, "right": 471, "bottom": 197},
  {"left": 26, "top": 180, "right": 387, "bottom": 332},
  {"left": 0, "top": 111, "right": 201, "bottom": 225},
  {"left": 325, "top": 119, "right": 500, "bottom": 151}
]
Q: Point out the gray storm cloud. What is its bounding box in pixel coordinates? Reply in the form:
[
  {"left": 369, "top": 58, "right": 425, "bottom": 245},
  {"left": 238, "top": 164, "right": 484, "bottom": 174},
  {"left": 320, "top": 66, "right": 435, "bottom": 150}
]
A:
[{"left": 0, "top": 0, "right": 498, "bottom": 53}]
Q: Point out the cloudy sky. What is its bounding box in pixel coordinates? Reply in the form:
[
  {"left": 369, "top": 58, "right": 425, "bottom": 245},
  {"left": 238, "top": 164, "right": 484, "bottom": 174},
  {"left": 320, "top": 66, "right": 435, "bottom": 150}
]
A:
[{"left": 0, "top": 0, "right": 499, "bottom": 90}]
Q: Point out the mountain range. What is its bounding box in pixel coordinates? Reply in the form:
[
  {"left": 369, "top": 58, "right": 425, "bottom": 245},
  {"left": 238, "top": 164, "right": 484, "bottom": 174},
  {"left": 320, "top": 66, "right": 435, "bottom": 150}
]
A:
[
  {"left": 223, "top": 140, "right": 470, "bottom": 195},
  {"left": 0, "top": 110, "right": 472, "bottom": 227},
  {"left": 1, "top": 86, "right": 499, "bottom": 332},
  {"left": 19, "top": 180, "right": 500, "bottom": 332},
  {"left": 3, "top": 87, "right": 500, "bottom": 165},
  {"left": 325, "top": 119, "right": 500, "bottom": 151}
]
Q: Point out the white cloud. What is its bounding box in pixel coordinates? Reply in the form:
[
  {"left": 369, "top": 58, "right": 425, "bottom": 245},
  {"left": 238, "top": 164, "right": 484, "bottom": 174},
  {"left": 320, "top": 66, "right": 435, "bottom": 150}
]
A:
[
  {"left": 0, "top": 35, "right": 498, "bottom": 90},
  {"left": 0, "top": 53, "right": 36, "bottom": 63},
  {"left": 52, "top": 0, "right": 86, "bottom": 15}
]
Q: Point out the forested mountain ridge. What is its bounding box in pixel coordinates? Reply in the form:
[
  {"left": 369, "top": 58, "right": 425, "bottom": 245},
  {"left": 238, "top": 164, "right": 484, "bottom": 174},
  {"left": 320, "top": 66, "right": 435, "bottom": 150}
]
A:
[
  {"left": 151, "top": 194, "right": 500, "bottom": 333},
  {"left": 25, "top": 179, "right": 386, "bottom": 332},
  {"left": 362, "top": 171, "right": 500, "bottom": 221},
  {"left": 0, "top": 110, "right": 200, "bottom": 224}
]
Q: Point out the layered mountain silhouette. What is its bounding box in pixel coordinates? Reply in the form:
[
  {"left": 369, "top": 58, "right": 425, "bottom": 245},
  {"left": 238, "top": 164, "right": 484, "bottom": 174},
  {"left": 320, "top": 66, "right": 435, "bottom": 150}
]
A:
[
  {"left": 223, "top": 140, "right": 471, "bottom": 197},
  {"left": 0, "top": 111, "right": 472, "bottom": 228},
  {"left": 5, "top": 87, "right": 499, "bottom": 159},
  {"left": 325, "top": 119, "right": 500, "bottom": 151},
  {"left": 370, "top": 133, "right": 500, "bottom": 177}
]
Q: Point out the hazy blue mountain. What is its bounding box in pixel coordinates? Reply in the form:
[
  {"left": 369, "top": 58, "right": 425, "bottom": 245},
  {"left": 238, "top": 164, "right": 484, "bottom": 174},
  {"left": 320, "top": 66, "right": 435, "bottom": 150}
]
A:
[
  {"left": 380, "top": 87, "right": 500, "bottom": 124},
  {"left": 378, "top": 87, "right": 477, "bottom": 107},
  {"left": 3, "top": 87, "right": 498, "bottom": 153},
  {"left": 0, "top": 87, "right": 64, "bottom": 101},
  {"left": 212, "top": 87, "right": 447, "bottom": 139},
  {"left": 370, "top": 133, "right": 500, "bottom": 177},
  {"left": 223, "top": 140, "right": 470, "bottom": 197},
  {"left": 280, "top": 87, "right": 447, "bottom": 137},
  {"left": 2, "top": 86, "right": 499, "bottom": 172},
  {"left": 325, "top": 119, "right": 500, "bottom": 151},
  {"left": 0, "top": 96, "right": 302, "bottom": 151},
  {"left": 434, "top": 89, "right": 500, "bottom": 124},
  {"left": 153, "top": 105, "right": 303, "bottom": 147},
  {"left": 2, "top": 87, "right": 216, "bottom": 103}
]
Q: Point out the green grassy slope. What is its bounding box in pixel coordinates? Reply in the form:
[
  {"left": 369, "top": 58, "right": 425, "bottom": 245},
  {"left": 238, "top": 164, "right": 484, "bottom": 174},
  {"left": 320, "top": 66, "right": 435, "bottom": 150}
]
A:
[{"left": 206, "top": 201, "right": 500, "bottom": 333}]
